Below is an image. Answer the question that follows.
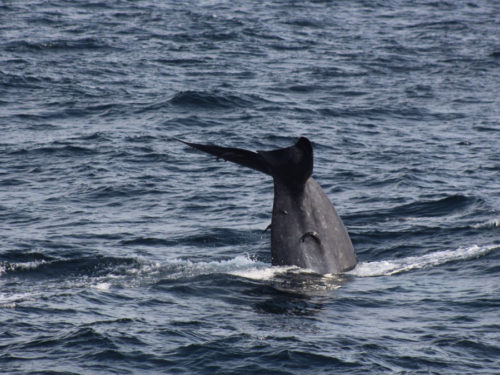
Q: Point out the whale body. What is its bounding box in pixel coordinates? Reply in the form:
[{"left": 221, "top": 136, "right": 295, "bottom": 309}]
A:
[{"left": 177, "top": 137, "right": 357, "bottom": 274}]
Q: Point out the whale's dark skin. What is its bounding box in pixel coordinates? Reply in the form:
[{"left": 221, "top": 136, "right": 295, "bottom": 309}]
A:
[{"left": 177, "top": 137, "right": 357, "bottom": 274}]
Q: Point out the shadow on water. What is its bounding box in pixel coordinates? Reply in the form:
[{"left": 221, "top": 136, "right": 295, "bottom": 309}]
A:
[
  {"left": 152, "top": 260, "right": 349, "bottom": 317},
  {"left": 243, "top": 270, "right": 348, "bottom": 316}
]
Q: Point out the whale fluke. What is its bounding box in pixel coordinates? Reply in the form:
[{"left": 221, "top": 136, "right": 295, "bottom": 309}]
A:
[{"left": 177, "top": 137, "right": 357, "bottom": 274}]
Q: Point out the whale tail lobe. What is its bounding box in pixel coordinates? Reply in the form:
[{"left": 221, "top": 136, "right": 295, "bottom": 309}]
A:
[{"left": 177, "top": 137, "right": 313, "bottom": 188}]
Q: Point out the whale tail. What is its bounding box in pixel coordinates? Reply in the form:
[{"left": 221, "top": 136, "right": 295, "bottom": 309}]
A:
[{"left": 176, "top": 137, "right": 313, "bottom": 188}]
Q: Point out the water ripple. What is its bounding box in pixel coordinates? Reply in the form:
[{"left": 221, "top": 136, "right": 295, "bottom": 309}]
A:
[{"left": 1, "top": 0, "right": 499, "bottom": 374}]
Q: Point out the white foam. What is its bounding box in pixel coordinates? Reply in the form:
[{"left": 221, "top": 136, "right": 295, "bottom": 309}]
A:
[
  {"left": 0, "top": 260, "right": 46, "bottom": 277},
  {"left": 0, "top": 292, "right": 30, "bottom": 303},
  {"left": 348, "top": 244, "right": 498, "bottom": 277},
  {"left": 152, "top": 254, "right": 268, "bottom": 280},
  {"left": 472, "top": 218, "right": 500, "bottom": 229},
  {"left": 126, "top": 255, "right": 317, "bottom": 282},
  {"left": 0, "top": 292, "right": 36, "bottom": 308},
  {"left": 151, "top": 245, "right": 497, "bottom": 281},
  {"left": 229, "top": 265, "right": 296, "bottom": 281},
  {"left": 92, "top": 282, "right": 111, "bottom": 291}
]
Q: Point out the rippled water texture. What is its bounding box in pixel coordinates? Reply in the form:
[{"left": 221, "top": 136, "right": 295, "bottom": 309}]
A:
[{"left": 1, "top": 1, "right": 499, "bottom": 374}]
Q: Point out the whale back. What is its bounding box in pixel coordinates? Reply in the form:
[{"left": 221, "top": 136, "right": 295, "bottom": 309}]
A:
[{"left": 271, "top": 177, "right": 357, "bottom": 273}]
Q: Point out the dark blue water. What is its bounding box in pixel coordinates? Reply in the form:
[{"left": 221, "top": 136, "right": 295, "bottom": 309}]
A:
[{"left": 1, "top": 1, "right": 499, "bottom": 374}]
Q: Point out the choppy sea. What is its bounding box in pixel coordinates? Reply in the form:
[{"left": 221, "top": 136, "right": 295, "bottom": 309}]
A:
[{"left": 1, "top": 1, "right": 499, "bottom": 374}]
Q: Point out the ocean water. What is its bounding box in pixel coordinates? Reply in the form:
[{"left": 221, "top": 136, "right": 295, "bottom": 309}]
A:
[{"left": 1, "top": 0, "right": 499, "bottom": 374}]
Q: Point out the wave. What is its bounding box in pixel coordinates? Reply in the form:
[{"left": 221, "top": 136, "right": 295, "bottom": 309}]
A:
[
  {"left": 386, "top": 195, "right": 475, "bottom": 218},
  {"left": 229, "top": 264, "right": 298, "bottom": 281},
  {"left": 471, "top": 218, "right": 500, "bottom": 229},
  {"left": 1, "top": 244, "right": 496, "bottom": 310},
  {"left": 0, "top": 292, "right": 37, "bottom": 308},
  {"left": 0, "top": 259, "right": 46, "bottom": 277},
  {"left": 348, "top": 244, "right": 498, "bottom": 277},
  {"left": 134, "top": 243, "right": 498, "bottom": 282},
  {"left": 169, "top": 90, "right": 264, "bottom": 109},
  {"left": 149, "top": 255, "right": 269, "bottom": 280},
  {"left": 2, "top": 245, "right": 496, "bottom": 298},
  {"left": 0, "top": 256, "right": 138, "bottom": 279},
  {"left": 4, "top": 37, "right": 112, "bottom": 53},
  {"left": 347, "top": 195, "right": 478, "bottom": 224}
]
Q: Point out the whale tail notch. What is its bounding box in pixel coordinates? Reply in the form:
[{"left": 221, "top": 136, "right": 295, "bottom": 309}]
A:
[{"left": 176, "top": 137, "right": 313, "bottom": 188}]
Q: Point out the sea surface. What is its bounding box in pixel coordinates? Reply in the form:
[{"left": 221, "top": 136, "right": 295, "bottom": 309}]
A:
[{"left": 1, "top": 1, "right": 499, "bottom": 374}]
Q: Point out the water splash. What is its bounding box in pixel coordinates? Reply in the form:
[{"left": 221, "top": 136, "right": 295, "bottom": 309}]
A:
[
  {"left": 127, "top": 244, "right": 498, "bottom": 282},
  {"left": 229, "top": 264, "right": 297, "bottom": 281},
  {"left": 471, "top": 218, "right": 500, "bottom": 229},
  {"left": 348, "top": 244, "right": 498, "bottom": 277},
  {"left": 0, "top": 259, "right": 47, "bottom": 276}
]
